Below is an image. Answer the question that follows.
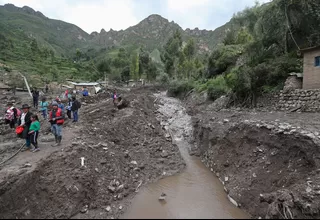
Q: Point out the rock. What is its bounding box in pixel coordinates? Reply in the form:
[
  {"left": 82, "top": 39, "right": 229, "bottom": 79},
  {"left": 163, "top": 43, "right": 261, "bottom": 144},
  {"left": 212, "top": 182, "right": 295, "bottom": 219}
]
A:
[
  {"left": 72, "top": 142, "right": 79, "bottom": 146},
  {"left": 106, "top": 206, "right": 111, "bottom": 212},
  {"left": 117, "top": 185, "right": 124, "bottom": 192},
  {"left": 119, "top": 206, "right": 123, "bottom": 210},
  {"left": 39, "top": 136, "right": 56, "bottom": 143},
  {"left": 131, "top": 161, "right": 138, "bottom": 165},
  {"left": 227, "top": 195, "right": 238, "bottom": 207},
  {"left": 223, "top": 119, "right": 230, "bottom": 123},
  {"left": 80, "top": 205, "right": 88, "bottom": 214},
  {"left": 159, "top": 193, "right": 166, "bottom": 201},
  {"left": 22, "top": 163, "right": 32, "bottom": 168},
  {"left": 161, "top": 151, "right": 169, "bottom": 158},
  {"left": 225, "top": 177, "right": 229, "bottom": 182},
  {"left": 108, "top": 186, "right": 116, "bottom": 193},
  {"left": 100, "top": 143, "right": 108, "bottom": 148}
]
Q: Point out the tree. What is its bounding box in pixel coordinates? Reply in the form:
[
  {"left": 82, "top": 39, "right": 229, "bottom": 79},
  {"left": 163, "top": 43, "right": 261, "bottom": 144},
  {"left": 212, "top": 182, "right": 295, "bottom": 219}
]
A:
[
  {"left": 146, "top": 62, "right": 158, "bottom": 81},
  {"left": 162, "top": 30, "right": 183, "bottom": 78},
  {"left": 97, "top": 60, "right": 111, "bottom": 81},
  {"left": 76, "top": 49, "right": 82, "bottom": 62},
  {"left": 184, "top": 38, "right": 196, "bottom": 61},
  {"left": 30, "top": 39, "right": 39, "bottom": 54},
  {"left": 130, "top": 52, "right": 140, "bottom": 81},
  {"left": 121, "top": 66, "right": 130, "bottom": 82}
]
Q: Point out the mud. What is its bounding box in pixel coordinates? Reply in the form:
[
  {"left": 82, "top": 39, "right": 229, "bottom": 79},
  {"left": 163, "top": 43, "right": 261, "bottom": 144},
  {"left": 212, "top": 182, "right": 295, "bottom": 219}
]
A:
[
  {"left": 188, "top": 95, "right": 320, "bottom": 219},
  {"left": 0, "top": 88, "right": 184, "bottom": 219},
  {"left": 122, "top": 93, "right": 248, "bottom": 219}
]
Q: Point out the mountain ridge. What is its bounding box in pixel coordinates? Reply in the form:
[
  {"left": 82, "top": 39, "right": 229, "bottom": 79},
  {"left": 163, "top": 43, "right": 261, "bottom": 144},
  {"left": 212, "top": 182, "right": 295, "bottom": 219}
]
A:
[{"left": 0, "top": 3, "right": 232, "bottom": 56}]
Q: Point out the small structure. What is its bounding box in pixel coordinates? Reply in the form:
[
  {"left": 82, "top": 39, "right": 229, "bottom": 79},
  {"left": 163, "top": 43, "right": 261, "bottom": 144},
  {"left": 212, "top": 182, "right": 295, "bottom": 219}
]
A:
[
  {"left": 300, "top": 45, "right": 320, "bottom": 89},
  {"left": 67, "top": 81, "right": 103, "bottom": 95}
]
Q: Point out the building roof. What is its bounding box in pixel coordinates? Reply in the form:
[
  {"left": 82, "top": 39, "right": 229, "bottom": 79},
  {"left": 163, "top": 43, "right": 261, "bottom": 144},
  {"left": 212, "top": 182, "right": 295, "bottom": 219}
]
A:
[
  {"left": 289, "top": 72, "right": 303, "bottom": 78},
  {"left": 300, "top": 45, "right": 320, "bottom": 54},
  {"left": 68, "top": 81, "right": 100, "bottom": 86}
]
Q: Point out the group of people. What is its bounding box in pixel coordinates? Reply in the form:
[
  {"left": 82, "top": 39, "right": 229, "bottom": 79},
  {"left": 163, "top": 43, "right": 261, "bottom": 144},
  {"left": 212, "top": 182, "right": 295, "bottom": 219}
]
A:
[{"left": 4, "top": 94, "right": 82, "bottom": 153}]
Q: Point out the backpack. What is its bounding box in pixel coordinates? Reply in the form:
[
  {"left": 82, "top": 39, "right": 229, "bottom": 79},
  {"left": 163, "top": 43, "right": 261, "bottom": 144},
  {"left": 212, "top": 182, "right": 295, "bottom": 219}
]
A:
[
  {"left": 76, "top": 100, "right": 81, "bottom": 109},
  {"left": 5, "top": 108, "right": 14, "bottom": 121},
  {"left": 15, "top": 108, "right": 22, "bottom": 118}
]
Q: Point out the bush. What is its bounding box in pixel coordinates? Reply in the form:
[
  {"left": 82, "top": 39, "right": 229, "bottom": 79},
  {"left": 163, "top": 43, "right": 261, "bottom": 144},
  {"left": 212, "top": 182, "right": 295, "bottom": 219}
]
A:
[
  {"left": 4, "top": 66, "right": 11, "bottom": 72},
  {"left": 206, "top": 75, "right": 230, "bottom": 100},
  {"left": 167, "top": 80, "right": 195, "bottom": 97},
  {"left": 156, "top": 72, "right": 170, "bottom": 86}
]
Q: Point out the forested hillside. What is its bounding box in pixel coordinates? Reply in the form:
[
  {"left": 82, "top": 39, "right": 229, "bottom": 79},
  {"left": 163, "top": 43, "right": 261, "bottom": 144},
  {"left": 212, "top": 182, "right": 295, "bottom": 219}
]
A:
[
  {"left": 0, "top": 0, "right": 320, "bottom": 104},
  {"left": 164, "top": 0, "right": 320, "bottom": 106}
]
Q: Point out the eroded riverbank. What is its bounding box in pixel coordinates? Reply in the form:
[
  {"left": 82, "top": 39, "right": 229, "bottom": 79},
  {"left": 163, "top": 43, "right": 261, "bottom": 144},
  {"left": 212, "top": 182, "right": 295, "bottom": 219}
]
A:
[{"left": 122, "top": 93, "right": 248, "bottom": 219}]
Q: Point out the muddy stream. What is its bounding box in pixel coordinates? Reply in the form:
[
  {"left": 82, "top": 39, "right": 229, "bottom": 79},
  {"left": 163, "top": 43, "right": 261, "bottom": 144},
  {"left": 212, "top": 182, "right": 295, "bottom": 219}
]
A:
[{"left": 122, "top": 94, "right": 249, "bottom": 219}]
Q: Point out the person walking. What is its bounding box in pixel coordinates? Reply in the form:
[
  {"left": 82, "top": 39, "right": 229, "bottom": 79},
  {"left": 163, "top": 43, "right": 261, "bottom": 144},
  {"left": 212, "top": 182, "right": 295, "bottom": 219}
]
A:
[
  {"left": 4, "top": 102, "right": 21, "bottom": 129},
  {"left": 28, "top": 114, "right": 41, "bottom": 153},
  {"left": 66, "top": 98, "right": 72, "bottom": 119},
  {"left": 71, "top": 96, "right": 81, "bottom": 123},
  {"left": 82, "top": 87, "right": 89, "bottom": 97},
  {"left": 40, "top": 97, "right": 49, "bottom": 119},
  {"left": 32, "top": 88, "right": 40, "bottom": 109},
  {"left": 18, "top": 104, "right": 33, "bottom": 151},
  {"left": 112, "top": 90, "right": 117, "bottom": 106},
  {"left": 49, "top": 101, "right": 65, "bottom": 147},
  {"left": 56, "top": 98, "right": 65, "bottom": 111},
  {"left": 45, "top": 84, "right": 49, "bottom": 94}
]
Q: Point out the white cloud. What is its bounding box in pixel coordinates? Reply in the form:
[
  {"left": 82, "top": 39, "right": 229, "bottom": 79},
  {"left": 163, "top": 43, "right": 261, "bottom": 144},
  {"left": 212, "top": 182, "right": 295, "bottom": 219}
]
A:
[
  {"left": 0, "top": 0, "right": 140, "bottom": 33},
  {"left": 166, "top": 0, "right": 211, "bottom": 13},
  {"left": 62, "top": 0, "right": 139, "bottom": 33},
  {"left": 165, "top": 0, "right": 272, "bottom": 30}
]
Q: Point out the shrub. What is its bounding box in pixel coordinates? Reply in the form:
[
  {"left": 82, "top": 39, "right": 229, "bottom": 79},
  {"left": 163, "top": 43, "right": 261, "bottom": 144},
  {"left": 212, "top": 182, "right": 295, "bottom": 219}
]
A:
[
  {"left": 157, "top": 72, "right": 170, "bottom": 86},
  {"left": 206, "top": 75, "right": 230, "bottom": 100},
  {"left": 167, "top": 80, "right": 195, "bottom": 97}
]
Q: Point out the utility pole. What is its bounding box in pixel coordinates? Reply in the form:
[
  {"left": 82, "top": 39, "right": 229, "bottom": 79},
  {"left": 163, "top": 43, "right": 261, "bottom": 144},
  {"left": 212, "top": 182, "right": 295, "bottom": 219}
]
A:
[
  {"left": 18, "top": 72, "right": 32, "bottom": 97},
  {"left": 104, "top": 72, "right": 107, "bottom": 88}
]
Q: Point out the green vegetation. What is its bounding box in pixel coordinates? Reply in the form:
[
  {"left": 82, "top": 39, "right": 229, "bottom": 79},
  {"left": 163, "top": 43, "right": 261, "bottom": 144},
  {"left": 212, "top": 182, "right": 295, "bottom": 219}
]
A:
[
  {"left": 161, "top": 0, "right": 320, "bottom": 107},
  {"left": 1, "top": 0, "right": 320, "bottom": 105}
]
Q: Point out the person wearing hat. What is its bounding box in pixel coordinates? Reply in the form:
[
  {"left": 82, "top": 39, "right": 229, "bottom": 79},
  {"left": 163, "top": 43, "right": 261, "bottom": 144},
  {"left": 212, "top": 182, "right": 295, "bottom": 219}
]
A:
[
  {"left": 49, "top": 101, "right": 65, "bottom": 146},
  {"left": 17, "top": 104, "right": 33, "bottom": 150},
  {"left": 56, "top": 98, "right": 65, "bottom": 112}
]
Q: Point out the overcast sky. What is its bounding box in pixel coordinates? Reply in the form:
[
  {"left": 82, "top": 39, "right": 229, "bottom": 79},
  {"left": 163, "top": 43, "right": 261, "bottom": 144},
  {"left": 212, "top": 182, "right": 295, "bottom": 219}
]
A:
[{"left": 0, "top": 0, "right": 271, "bottom": 34}]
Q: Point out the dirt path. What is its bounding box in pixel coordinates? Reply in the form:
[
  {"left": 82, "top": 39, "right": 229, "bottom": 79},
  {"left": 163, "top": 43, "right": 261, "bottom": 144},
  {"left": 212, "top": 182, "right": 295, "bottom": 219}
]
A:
[
  {"left": 0, "top": 126, "right": 76, "bottom": 180},
  {"left": 0, "top": 88, "right": 185, "bottom": 219}
]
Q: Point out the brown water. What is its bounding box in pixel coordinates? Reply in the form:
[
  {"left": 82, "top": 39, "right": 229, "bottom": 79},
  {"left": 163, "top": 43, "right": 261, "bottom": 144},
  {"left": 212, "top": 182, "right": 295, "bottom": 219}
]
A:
[{"left": 121, "top": 94, "right": 249, "bottom": 219}]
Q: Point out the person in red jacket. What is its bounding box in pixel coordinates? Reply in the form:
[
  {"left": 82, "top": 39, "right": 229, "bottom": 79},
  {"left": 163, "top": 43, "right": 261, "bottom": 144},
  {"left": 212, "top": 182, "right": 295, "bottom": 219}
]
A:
[{"left": 49, "top": 101, "right": 65, "bottom": 147}]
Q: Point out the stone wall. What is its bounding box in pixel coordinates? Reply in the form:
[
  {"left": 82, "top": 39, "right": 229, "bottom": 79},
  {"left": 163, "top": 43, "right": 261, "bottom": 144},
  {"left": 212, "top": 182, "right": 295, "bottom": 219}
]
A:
[{"left": 277, "top": 89, "right": 320, "bottom": 112}]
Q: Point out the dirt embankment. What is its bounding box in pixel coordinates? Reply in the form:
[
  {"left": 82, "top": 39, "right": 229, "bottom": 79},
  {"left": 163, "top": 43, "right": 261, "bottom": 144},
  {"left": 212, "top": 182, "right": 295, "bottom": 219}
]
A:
[
  {"left": 0, "top": 88, "right": 184, "bottom": 219},
  {"left": 187, "top": 94, "right": 320, "bottom": 219}
]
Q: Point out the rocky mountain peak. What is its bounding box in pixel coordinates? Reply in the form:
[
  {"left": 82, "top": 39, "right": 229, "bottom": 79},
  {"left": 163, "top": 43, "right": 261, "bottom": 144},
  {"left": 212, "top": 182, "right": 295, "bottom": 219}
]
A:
[
  {"left": 100, "top": 28, "right": 107, "bottom": 34},
  {"left": 2, "top": 4, "right": 46, "bottom": 18}
]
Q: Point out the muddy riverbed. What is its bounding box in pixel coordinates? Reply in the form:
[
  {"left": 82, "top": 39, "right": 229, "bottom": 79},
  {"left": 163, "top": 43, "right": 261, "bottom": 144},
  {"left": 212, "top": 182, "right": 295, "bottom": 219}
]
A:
[{"left": 122, "top": 93, "right": 248, "bottom": 219}]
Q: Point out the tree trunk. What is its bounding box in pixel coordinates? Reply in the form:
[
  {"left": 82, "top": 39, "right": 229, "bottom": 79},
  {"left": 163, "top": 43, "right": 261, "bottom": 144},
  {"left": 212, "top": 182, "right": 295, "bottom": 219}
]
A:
[{"left": 252, "top": 93, "right": 257, "bottom": 108}]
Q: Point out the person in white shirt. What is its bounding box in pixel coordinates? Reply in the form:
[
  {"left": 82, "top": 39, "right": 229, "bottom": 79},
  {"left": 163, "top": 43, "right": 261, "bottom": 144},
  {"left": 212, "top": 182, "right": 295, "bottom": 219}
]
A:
[{"left": 17, "top": 104, "right": 33, "bottom": 150}]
